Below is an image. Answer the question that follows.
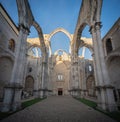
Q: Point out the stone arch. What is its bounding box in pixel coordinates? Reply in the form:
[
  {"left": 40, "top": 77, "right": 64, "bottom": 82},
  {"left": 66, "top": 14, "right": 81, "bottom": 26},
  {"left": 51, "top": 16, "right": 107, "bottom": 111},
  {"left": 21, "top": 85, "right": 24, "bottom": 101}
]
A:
[
  {"left": 28, "top": 44, "right": 41, "bottom": 50},
  {"left": 86, "top": 75, "right": 95, "bottom": 97},
  {"left": 48, "top": 28, "right": 72, "bottom": 41},
  {"left": 72, "top": 0, "right": 102, "bottom": 55},
  {"left": 24, "top": 75, "right": 34, "bottom": 96},
  {"left": 32, "top": 21, "right": 47, "bottom": 55},
  {"left": 0, "top": 56, "right": 14, "bottom": 100},
  {"left": 79, "top": 38, "right": 93, "bottom": 53},
  {"left": 27, "top": 44, "right": 42, "bottom": 57},
  {"left": 78, "top": 45, "right": 93, "bottom": 58},
  {"left": 48, "top": 28, "right": 72, "bottom": 55},
  {"left": 16, "top": 0, "right": 47, "bottom": 56}
]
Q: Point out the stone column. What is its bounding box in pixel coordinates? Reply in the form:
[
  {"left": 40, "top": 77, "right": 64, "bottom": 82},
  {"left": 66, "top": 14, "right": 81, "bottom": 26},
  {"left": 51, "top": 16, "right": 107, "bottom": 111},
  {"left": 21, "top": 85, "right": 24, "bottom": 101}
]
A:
[
  {"left": 2, "top": 26, "right": 29, "bottom": 112},
  {"left": 40, "top": 57, "right": 48, "bottom": 98},
  {"left": 91, "top": 53, "right": 98, "bottom": 86},
  {"left": 81, "top": 60, "right": 86, "bottom": 98},
  {"left": 73, "top": 56, "right": 80, "bottom": 97},
  {"left": 82, "top": 47, "right": 86, "bottom": 57},
  {"left": 33, "top": 58, "right": 41, "bottom": 98},
  {"left": 90, "top": 22, "right": 117, "bottom": 111}
]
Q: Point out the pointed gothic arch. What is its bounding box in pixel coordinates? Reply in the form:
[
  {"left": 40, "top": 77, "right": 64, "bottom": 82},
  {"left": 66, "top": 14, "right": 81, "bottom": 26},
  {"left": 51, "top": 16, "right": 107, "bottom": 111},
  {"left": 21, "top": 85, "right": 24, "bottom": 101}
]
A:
[
  {"left": 48, "top": 28, "right": 72, "bottom": 55},
  {"left": 48, "top": 28, "right": 72, "bottom": 41}
]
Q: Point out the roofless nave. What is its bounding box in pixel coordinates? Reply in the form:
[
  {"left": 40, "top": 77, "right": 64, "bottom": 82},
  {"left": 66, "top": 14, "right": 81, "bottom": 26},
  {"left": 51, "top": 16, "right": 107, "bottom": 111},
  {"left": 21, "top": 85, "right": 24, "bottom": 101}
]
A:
[{"left": 0, "top": 0, "right": 120, "bottom": 113}]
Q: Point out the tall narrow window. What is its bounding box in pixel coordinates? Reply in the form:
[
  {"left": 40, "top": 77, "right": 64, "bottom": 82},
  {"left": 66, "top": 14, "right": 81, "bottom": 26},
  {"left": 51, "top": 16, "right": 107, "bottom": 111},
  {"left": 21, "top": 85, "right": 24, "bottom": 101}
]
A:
[
  {"left": 88, "top": 65, "right": 92, "bottom": 72},
  {"left": 8, "top": 39, "right": 15, "bottom": 52},
  {"left": 106, "top": 38, "right": 113, "bottom": 54},
  {"left": 57, "top": 74, "right": 63, "bottom": 81}
]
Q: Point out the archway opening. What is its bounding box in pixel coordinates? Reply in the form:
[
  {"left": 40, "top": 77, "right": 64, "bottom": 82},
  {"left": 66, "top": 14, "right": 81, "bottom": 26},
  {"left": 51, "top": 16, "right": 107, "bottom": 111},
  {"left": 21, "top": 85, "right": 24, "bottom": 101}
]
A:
[
  {"left": 82, "top": 26, "right": 91, "bottom": 38},
  {"left": 78, "top": 46, "right": 92, "bottom": 59},
  {"left": 86, "top": 75, "right": 95, "bottom": 97},
  {"left": 28, "top": 46, "right": 42, "bottom": 57},
  {"left": 28, "top": 26, "right": 38, "bottom": 38},
  {"left": 24, "top": 76, "right": 34, "bottom": 97},
  {"left": 51, "top": 32, "right": 70, "bottom": 53}
]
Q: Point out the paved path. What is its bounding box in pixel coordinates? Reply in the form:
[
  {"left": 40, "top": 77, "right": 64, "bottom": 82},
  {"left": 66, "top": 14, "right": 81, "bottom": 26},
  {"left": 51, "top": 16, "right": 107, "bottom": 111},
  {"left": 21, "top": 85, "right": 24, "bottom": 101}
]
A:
[{"left": 1, "top": 96, "right": 116, "bottom": 122}]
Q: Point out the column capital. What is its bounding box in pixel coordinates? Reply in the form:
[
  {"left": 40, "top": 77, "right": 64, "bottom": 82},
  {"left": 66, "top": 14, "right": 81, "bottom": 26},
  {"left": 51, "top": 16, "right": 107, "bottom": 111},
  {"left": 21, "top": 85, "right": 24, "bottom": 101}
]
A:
[
  {"left": 89, "top": 22, "right": 102, "bottom": 34},
  {"left": 19, "top": 24, "right": 30, "bottom": 35}
]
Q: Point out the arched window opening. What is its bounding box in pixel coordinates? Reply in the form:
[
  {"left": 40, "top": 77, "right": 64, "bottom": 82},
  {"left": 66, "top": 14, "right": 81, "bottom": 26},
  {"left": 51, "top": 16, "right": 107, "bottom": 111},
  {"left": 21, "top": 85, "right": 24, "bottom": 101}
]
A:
[
  {"left": 57, "top": 74, "right": 63, "bottom": 81},
  {"left": 86, "top": 76, "right": 96, "bottom": 97},
  {"left": 28, "top": 67, "right": 32, "bottom": 73},
  {"left": 106, "top": 38, "right": 113, "bottom": 54},
  {"left": 24, "top": 76, "right": 34, "bottom": 97},
  {"left": 8, "top": 39, "right": 15, "bottom": 52}
]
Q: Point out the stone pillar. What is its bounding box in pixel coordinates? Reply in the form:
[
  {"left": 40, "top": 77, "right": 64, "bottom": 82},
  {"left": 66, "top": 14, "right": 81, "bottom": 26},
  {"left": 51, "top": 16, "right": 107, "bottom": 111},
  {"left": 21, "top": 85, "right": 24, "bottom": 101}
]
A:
[
  {"left": 40, "top": 60, "right": 48, "bottom": 98},
  {"left": 81, "top": 60, "right": 86, "bottom": 98},
  {"left": 82, "top": 46, "right": 86, "bottom": 57},
  {"left": 33, "top": 59, "right": 41, "bottom": 98},
  {"left": 2, "top": 26, "right": 29, "bottom": 112},
  {"left": 91, "top": 53, "right": 98, "bottom": 86},
  {"left": 90, "top": 22, "right": 117, "bottom": 111},
  {"left": 72, "top": 57, "right": 80, "bottom": 97}
]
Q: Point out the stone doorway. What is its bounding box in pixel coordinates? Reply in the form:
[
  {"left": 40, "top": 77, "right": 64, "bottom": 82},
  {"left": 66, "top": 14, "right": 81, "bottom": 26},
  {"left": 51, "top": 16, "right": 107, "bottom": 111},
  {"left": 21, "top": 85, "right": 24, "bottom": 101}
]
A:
[{"left": 58, "top": 88, "right": 63, "bottom": 95}]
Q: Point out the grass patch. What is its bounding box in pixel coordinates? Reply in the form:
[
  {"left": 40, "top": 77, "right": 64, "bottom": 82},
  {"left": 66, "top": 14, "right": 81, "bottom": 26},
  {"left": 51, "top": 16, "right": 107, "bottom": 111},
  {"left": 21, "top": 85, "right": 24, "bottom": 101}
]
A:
[
  {"left": 77, "top": 97, "right": 97, "bottom": 109},
  {"left": 22, "top": 98, "right": 45, "bottom": 108},
  {"left": 75, "top": 97, "right": 120, "bottom": 122},
  {"left": 0, "top": 97, "right": 45, "bottom": 120}
]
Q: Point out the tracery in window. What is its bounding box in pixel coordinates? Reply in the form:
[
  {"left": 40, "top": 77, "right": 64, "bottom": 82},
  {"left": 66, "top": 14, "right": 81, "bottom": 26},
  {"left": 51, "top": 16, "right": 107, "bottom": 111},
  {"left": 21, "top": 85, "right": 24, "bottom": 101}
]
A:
[{"left": 57, "top": 74, "right": 63, "bottom": 81}]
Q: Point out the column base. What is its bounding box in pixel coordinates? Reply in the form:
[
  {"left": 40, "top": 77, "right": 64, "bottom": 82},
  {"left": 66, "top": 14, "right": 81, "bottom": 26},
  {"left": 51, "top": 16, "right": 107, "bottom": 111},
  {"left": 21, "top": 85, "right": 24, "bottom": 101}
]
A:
[
  {"left": 80, "top": 89, "right": 87, "bottom": 98},
  {"left": 1, "top": 83, "right": 22, "bottom": 112},
  {"left": 39, "top": 89, "right": 49, "bottom": 98},
  {"left": 69, "top": 89, "right": 81, "bottom": 98},
  {"left": 96, "top": 85, "right": 118, "bottom": 112},
  {"left": 33, "top": 90, "right": 40, "bottom": 98}
]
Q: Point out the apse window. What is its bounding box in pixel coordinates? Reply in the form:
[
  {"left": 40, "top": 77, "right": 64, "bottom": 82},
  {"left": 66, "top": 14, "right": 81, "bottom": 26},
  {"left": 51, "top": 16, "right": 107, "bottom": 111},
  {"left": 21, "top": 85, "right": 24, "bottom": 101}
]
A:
[
  {"left": 28, "top": 67, "right": 32, "bottom": 73},
  {"left": 88, "top": 65, "right": 92, "bottom": 72},
  {"left": 58, "top": 74, "right": 63, "bottom": 81},
  {"left": 8, "top": 39, "right": 15, "bottom": 52}
]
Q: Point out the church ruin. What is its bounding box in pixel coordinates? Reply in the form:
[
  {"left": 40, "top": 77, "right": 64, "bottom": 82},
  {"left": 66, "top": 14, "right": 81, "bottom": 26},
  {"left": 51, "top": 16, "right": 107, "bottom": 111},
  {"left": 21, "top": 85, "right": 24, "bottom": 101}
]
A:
[{"left": 0, "top": 0, "right": 120, "bottom": 112}]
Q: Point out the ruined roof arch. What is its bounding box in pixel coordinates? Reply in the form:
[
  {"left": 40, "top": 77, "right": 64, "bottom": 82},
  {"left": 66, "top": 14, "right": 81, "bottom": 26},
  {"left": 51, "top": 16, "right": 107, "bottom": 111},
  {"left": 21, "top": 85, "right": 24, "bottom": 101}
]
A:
[
  {"left": 78, "top": 38, "right": 93, "bottom": 53},
  {"left": 47, "top": 28, "right": 72, "bottom": 56},
  {"left": 72, "top": 0, "right": 102, "bottom": 55},
  {"left": 48, "top": 28, "right": 72, "bottom": 42}
]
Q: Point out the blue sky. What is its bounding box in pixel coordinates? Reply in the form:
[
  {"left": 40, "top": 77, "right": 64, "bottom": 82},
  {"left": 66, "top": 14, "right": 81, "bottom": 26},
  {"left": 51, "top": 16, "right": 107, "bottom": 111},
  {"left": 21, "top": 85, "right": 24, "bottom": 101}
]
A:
[{"left": 0, "top": 0, "right": 120, "bottom": 56}]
